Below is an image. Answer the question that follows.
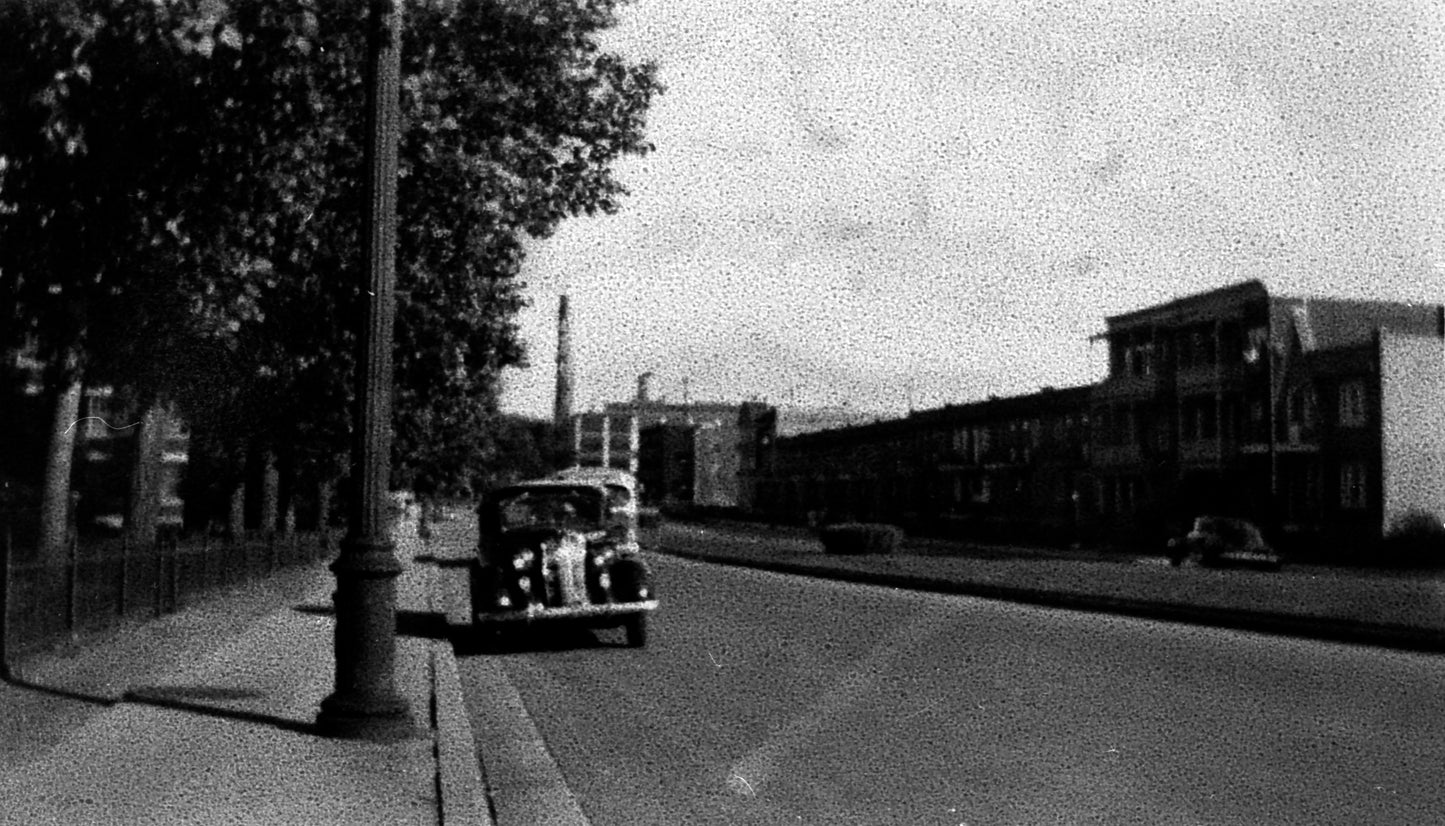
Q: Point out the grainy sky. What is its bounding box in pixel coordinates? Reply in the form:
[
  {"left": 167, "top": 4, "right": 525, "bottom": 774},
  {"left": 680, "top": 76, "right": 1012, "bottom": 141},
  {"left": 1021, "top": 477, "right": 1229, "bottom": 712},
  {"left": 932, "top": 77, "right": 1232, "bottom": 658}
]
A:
[{"left": 499, "top": 0, "right": 1445, "bottom": 420}]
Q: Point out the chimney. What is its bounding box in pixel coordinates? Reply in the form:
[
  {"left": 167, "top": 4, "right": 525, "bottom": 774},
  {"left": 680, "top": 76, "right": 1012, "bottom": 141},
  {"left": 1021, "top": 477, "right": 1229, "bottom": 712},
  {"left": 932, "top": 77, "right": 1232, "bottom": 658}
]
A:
[
  {"left": 637, "top": 371, "right": 655, "bottom": 403},
  {"left": 553, "top": 295, "right": 574, "bottom": 430}
]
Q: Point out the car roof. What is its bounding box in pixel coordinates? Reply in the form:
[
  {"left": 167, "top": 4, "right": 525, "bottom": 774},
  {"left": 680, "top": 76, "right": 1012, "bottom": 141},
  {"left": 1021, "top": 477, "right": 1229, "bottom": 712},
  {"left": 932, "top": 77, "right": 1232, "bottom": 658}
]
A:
[
  {"left": 549, "top": 466, "right": 638, "bottom": 490},
  {"left": 489, "top": 480, "right": 608, "bottom": 498}
]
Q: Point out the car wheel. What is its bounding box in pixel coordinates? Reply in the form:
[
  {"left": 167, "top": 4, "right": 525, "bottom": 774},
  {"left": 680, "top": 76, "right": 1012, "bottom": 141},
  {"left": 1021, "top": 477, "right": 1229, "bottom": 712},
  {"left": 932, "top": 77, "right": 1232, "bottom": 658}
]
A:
[
  {"left": 469, "top": 563, "right": 501, "bottom": 624},
  {"left": 609, "top": 557, "right": 652, "bottom": 602},
  {"left": 624, "top": 614, "right": 647, "bottom": 648}
]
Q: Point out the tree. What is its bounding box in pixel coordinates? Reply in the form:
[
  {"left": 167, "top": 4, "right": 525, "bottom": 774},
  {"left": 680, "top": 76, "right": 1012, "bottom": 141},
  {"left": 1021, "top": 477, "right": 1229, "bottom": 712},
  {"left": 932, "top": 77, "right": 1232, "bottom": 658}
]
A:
[{"left": 0, "top": 0, "right": 662, "bottom": 532}]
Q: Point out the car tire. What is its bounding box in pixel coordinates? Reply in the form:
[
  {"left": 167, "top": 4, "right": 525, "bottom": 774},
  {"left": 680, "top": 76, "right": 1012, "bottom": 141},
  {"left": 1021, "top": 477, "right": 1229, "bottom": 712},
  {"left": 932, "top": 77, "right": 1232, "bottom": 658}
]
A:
[
  {"left": 609, "top": 557, "right": 652, "bottom": 602},
  {"left": 469, "top": 563, "right": 502, "bottom": 624},
  {"left": 624, "top": 614, "right": 647, "bottom": 648}
]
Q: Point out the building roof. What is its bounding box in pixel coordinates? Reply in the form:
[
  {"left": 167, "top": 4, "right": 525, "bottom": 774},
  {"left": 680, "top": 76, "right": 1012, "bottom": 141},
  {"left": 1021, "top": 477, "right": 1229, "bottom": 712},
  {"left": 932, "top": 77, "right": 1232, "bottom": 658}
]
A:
[
  {"left": 771, "top": 405, "right": 881, "bottom": 438},
  {"left": 1273, "top": 296, "right": 1443, "bottom": 353},
  {"left": 1103, "top": 280, "right": 1268, "bottom": 330},
  {"left": 1099, "top": 280, "right": 1443, "bottom": 354},
  {"left": 602, "top": 399, "right": 740, "bottom": 428},
  {"left": 776, "top": 385, "right": 1093, "bottom": 447}
]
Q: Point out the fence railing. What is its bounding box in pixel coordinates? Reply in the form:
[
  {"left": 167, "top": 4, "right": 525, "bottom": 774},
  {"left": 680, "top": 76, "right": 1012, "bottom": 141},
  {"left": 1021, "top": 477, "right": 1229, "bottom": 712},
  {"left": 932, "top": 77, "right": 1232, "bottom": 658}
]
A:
[{"left": 2, "top": 527, "right": 337, "bottom": 662}]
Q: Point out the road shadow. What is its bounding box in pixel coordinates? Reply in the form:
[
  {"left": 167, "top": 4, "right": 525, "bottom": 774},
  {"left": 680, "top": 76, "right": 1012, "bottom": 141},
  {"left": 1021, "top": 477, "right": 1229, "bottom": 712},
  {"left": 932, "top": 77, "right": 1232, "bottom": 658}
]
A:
[{"left": 450, "top": 623, "right": 628, "bottom": 658}]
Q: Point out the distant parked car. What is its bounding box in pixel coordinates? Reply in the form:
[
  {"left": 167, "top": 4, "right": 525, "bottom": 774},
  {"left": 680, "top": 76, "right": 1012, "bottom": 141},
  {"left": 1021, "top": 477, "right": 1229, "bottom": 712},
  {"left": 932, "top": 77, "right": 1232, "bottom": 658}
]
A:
[{"left": 1168, "top": 516, "right": 1282, "bottom": 571}]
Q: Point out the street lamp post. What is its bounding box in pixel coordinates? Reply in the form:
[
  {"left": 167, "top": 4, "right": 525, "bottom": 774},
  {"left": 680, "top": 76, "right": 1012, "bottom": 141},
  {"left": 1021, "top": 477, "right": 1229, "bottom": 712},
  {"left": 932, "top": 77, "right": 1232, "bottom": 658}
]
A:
[{"left": 316, "top": 0, "right": 413, "bottom": 741}]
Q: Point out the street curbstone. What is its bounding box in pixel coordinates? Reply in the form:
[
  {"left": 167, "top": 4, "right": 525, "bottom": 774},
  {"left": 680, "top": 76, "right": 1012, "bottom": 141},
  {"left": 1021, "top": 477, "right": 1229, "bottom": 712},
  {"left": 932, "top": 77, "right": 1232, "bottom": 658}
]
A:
[
  {"left": 432, "top": 645, "right": 494, "bottom": 826},
  {"left": 658, "top": 547, "right": 1445, "bottom": 654}
]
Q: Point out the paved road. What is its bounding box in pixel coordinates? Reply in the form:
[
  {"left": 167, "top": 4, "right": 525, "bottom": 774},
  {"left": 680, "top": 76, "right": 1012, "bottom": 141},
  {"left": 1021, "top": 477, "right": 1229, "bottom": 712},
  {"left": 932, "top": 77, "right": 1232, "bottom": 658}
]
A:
[{"left": 452, "top": 538, "right": 1445, "bottom": 825}]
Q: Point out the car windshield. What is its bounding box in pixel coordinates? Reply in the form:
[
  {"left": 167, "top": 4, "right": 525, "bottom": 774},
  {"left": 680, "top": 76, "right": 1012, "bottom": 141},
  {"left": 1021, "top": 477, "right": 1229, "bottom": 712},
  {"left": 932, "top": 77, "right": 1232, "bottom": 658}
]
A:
[
  {"left": 602, "top": 484, "right": 633, "bottom": 513},
  {"left": 495, "top": 487, "right": 604, "bottom": 531}
]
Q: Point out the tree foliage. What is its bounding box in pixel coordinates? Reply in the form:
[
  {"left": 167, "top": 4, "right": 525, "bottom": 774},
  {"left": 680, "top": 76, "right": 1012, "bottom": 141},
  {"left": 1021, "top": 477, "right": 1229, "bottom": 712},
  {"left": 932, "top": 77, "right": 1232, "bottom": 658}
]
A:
[{"left": 0, "top": 0, "right": 661, "bottom": 498}]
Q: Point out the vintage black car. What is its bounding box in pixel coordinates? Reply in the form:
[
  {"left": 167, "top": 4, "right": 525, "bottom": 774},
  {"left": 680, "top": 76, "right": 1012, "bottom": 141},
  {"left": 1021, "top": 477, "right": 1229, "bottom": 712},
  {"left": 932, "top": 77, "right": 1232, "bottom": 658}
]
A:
[
  {"left": 1167, "top": 515, "right": 1283, "bottom": 571},
  {"left": 470, "top": 473, "right": 657, "bottom": 647}
]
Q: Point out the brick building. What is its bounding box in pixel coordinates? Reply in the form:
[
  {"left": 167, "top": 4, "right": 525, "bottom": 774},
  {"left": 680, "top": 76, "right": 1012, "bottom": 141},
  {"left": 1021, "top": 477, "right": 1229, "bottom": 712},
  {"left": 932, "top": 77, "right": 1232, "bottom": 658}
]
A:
[
  {"left": 753, "top": 385, "right": 1092, "bottom": 544},
  {"left": 1090, "top": 280, "right": 1444, "bottom": 553},
  {"left": 752, "top": 280, "right": 1444, "bottom": 559}
]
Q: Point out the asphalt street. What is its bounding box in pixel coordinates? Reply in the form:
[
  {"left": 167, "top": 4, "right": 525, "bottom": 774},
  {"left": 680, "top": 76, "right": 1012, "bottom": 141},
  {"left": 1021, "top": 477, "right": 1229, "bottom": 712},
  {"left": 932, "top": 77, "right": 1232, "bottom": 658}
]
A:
[{"left": 451, "top": 540, "right": 1445, "bottom": 825}]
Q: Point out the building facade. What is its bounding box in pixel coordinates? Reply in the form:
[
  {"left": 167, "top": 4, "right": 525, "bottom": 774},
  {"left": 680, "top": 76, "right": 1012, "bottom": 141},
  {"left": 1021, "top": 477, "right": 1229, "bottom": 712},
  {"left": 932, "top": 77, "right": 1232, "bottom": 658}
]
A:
[
  {"left": 753, "top": 385, "right": 1093, "bottom": 544},
  {"left": 752, "top": 281, "right": 1445, "bottom": 559}
]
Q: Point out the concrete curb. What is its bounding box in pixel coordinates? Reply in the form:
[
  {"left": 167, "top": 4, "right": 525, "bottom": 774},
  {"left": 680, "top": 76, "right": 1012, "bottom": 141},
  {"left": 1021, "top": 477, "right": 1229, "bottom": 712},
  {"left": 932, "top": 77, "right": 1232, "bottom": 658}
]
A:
[
  {"left": 659, "top": 548, "right": 1445, "bottom": 654},
  {"left": 417, "top": 534, "right": 493, "bottom": 826},
  {"left": 466, "top": 655, "right": 590, "bottom": 826},
  {"left": 416, "top": 511, "right": 588, "bottom": 826},
  {"left": 432, "top": 645, "right": 494, "bottom": 826}
]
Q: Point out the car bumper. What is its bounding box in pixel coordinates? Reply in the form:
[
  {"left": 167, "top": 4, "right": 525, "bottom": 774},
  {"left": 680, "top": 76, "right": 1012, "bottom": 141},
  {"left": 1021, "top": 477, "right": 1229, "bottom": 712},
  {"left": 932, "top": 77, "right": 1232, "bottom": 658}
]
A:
[
  {"left": 1204, "top": 553, "right": 1281, "bottom": 570},
  {"left": 474, "top": 599, "right": 659, "bottom": 625}
]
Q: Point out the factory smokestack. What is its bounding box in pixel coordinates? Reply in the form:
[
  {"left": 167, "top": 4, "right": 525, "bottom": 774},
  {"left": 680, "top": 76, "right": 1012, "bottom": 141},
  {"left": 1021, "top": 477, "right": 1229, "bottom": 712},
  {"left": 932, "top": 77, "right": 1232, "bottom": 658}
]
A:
[
  {"left": 553, "top": 295, "right": 574, "bottom": 430},
  {"left": 636, "top": 371, "right": 655, "bottom": 403}
]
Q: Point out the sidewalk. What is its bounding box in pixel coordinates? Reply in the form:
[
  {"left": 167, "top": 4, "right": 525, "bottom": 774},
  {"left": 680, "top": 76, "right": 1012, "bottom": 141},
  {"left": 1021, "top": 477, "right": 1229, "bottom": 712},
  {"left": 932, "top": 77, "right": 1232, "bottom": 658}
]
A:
[
  {"left": 0, "top": 512, "right": 490, "bottom": 826},
  {"left": 661, "top": 520, "right": 1445, "bottom": 652}
]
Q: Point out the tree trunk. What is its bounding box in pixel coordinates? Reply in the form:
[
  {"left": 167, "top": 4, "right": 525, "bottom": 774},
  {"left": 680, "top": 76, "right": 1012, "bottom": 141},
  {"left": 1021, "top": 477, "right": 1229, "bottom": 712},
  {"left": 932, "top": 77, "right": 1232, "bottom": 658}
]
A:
[
  {"left": 126, "top": 402, "right": 164, "bottom": 548},
  {"left": 38, "top": 377, "right": 82, "bottom": 561},
  {"left": 260, "top": 450, "right": 279, "bottom": 537},
  {"left": 317, "top": 478, "right": 335, "bottom": 531},
  {"left": 228, "top": 484, "right": 245, "bottom": 540}
]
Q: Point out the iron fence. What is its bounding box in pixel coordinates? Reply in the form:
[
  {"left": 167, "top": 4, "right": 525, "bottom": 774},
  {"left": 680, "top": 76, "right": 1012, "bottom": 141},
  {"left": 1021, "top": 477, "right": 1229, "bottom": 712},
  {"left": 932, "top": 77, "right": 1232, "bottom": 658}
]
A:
[{"left": 1, "top": 526, "right": 337, "bottom": 662}]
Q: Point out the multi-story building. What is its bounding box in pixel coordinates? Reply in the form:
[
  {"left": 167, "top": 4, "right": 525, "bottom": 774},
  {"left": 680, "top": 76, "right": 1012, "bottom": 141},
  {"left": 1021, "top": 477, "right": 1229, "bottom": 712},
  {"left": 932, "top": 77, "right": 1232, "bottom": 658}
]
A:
[
  {"left": 754, "top": 385, "right": 1092, "bottom": 543},
  {"left": 569, "top": 411, "right": 640, "bottom": 474},
  {"left": 753, "top": 280, "right": 1443, "bottom": 559},
  {"left": 637, "top": 421, "right": 694, "bottom": 506},
  {"left": 1090, "top": 279, "right": 1444, "bottom": 553},
  {"left": 572, "top": 380, "right": 754, "bottom": 508}
]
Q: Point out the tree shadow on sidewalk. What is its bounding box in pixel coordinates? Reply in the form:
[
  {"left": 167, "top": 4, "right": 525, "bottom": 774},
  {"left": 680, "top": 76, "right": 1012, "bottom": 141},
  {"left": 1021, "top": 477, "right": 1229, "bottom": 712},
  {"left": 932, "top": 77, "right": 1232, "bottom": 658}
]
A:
[
  {"left": 1, "top": 672, "right": 320, "bottom": 737},
  {"left": 1, "top": 670, "right": 120, "bottom": 707},
  {"left": 121, "top": 685, "right": 319, "bottom": 736}
]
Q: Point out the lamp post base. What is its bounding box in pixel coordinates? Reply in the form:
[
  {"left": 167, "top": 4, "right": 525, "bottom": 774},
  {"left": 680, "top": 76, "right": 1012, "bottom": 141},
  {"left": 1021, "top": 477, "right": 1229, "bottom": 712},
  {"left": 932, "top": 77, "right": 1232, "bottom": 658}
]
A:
[
  {"left": 316, "top": 692, "right": 416, "bottom": 742},
  {"left": 316, "top": 537, "right": 417, "bottom": 741}
]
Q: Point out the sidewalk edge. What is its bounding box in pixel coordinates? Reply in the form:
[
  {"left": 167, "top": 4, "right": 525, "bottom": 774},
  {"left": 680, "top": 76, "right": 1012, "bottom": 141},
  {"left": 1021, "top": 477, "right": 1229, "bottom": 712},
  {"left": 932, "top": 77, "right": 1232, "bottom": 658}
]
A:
[
  {"left": 659, "top": 549, "right": 1445, "bottom": 654},
  {"left": 433, "top": 643, "right": 495, "bottom": 826}
]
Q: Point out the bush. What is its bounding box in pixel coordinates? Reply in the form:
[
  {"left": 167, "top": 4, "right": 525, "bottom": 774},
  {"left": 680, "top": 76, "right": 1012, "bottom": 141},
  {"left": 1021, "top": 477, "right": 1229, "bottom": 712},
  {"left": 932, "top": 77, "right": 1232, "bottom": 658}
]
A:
[
  {"left": 817, "top": 522, "right": 903, "bottom": 555},
  {"left": 1381, "top": 510, "right": 1445, "bottom": 569}
]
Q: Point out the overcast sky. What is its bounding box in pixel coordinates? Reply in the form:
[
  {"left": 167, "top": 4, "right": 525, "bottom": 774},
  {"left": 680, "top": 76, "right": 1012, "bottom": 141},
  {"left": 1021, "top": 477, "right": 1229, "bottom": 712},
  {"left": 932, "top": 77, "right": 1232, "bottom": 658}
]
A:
[{"left": 499, "top": 0, "right": 1445, "bottom": 420}]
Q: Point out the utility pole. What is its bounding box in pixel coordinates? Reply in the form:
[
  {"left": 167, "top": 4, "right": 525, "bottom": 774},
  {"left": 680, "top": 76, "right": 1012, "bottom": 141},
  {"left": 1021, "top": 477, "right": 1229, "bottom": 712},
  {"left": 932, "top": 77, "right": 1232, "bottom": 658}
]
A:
[{"left": 316, "top": 0, "right": 413, "bottom": 741}]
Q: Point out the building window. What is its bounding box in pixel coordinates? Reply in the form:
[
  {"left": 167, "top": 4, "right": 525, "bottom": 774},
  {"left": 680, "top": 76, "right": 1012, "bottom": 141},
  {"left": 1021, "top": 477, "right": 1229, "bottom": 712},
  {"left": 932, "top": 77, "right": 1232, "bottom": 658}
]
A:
[
  {"left": 1339, "top": 462, "right": 1367, "bottom": 509},
  {"left": 1180, "top": 396, "right": 1218, "bottom": 442},
  {"left": 1287, "top": 385, "right": 1316, "bottom": 443},
  {"left": 1129, "top": 340, "right": 1154, "bottom": 376},
  {"left": 971, "top": 476, "right": 992, "bottom": 504},
  {"left": 1338, "top": 381, "right": 1366, "bottom": 428},
  {"left": 1199, "top": 399, "right": 1217, "bottom": 440}
]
